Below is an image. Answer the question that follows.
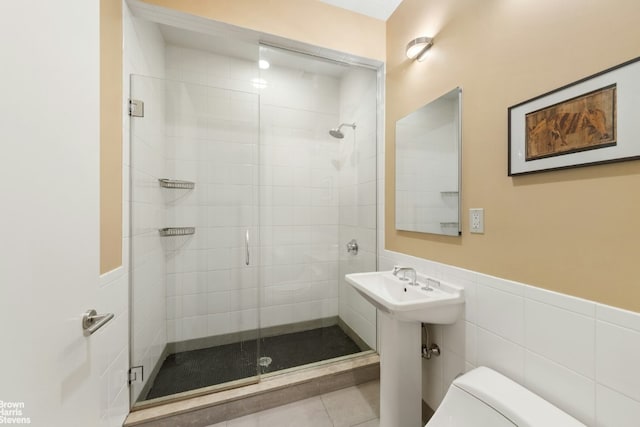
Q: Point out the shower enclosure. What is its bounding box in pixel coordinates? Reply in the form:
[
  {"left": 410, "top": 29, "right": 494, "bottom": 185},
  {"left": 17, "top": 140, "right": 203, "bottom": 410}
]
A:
[{"left": 129, "top": 33, "right": 379, "bottom": 407}]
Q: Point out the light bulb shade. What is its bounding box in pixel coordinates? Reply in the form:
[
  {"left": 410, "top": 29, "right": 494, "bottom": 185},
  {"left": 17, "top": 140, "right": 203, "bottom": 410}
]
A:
[{"left": 406, "top": 37, "right": 433, "bottom": 60}]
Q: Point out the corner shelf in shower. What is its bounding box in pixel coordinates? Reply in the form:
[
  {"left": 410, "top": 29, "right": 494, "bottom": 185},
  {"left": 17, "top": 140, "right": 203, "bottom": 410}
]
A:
[
  {"left": 159, "top": 227, "right": 196, "bottom": 237},
  {"left": 158, "top": 179, "right": 196, "bottom": 190},
  {"left": 440, "top": 191, "right": 459, "bottom": 196}
]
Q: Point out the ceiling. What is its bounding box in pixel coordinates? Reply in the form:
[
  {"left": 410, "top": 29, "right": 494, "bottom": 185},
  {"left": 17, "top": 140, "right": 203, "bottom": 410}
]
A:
[{"left": 317, "top": 0, "right": 403, "bottom": 21}]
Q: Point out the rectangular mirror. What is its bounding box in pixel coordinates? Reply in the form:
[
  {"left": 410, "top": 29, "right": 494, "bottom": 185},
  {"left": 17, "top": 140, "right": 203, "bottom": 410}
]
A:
[{"left": 395, "top": 87, "right": 462, "bottom": 236}]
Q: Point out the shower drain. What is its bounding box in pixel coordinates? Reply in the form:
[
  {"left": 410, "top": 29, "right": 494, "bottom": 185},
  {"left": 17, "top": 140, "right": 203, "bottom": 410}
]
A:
[{"left": 258, "top": 356, "right": 272, "bottom": 368}]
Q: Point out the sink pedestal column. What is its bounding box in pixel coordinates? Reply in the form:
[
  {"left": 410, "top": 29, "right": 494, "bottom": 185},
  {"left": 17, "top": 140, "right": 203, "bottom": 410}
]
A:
[{"left": 379, "top": 311, "right": 422, "bottom": 427}]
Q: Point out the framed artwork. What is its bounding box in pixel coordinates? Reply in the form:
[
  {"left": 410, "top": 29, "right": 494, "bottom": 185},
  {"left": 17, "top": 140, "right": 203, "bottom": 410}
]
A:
[{"left": 508, "top": 56, "right": 640, "bottom": 175}]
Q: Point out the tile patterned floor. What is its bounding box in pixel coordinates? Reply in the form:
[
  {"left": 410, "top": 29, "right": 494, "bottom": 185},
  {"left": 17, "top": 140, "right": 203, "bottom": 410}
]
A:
[{"left": 207, "top": 380, "right": 380, "bottom": 427}]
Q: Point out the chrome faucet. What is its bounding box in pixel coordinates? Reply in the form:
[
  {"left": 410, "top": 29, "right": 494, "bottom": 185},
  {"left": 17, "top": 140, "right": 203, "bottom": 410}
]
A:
[{"left": 392, "top": 266, "right": 418, "bottom": 286}]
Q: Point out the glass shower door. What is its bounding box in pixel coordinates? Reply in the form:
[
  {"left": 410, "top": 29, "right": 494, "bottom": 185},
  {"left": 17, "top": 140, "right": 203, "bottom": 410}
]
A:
[
  {"left": 253, "top": 45, "right": 379, "bottom": 378},
  {"left": 129, "top": 75, "right": 261, "bottom": 406}
]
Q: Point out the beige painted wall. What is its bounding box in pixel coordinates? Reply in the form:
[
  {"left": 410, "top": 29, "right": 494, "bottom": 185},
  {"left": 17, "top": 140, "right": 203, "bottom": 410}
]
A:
[
  {"left": 386, "top": 0, "right": 640, "bottom": 312},
  {"left": 139, "top": 0, "right": 386, "bottom": 61},
  {"left": 100, "top": 0, "right": 123, "bottom": 274}
]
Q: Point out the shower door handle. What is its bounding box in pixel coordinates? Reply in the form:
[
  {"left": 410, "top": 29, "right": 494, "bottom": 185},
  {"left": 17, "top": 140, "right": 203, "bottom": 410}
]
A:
[{"left": 245, "top": 229, "right": 250, "bottom": 266}]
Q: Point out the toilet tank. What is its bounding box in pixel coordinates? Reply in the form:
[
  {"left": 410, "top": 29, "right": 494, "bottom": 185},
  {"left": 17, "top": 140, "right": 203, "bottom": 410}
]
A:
[{"left": 426, "top": 367, "right": 585, "bottom": 427}]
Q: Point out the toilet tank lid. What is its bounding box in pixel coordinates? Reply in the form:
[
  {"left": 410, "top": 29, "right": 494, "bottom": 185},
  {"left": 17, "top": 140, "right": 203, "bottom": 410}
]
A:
[{"left": 452, "top": 367, "right": 585, "bottom": 427}]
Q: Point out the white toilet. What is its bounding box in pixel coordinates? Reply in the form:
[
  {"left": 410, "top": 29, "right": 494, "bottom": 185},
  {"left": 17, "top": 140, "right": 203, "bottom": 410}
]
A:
[{"left": 426, "top": 367, "right": 585, "bottom": 426}]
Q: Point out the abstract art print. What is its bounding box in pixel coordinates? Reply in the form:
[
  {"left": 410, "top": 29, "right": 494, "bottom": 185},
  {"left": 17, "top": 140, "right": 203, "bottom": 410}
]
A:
[
  {"left": 525, "top": 85, "right": 616, "bottom": 161},
  {"left": 508, "top": 56, "right": 640, "bottom": 175}
]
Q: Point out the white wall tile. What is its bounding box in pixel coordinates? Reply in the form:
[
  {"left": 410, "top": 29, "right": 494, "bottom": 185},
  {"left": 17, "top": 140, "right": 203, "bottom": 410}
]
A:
[
  {"left": 422, "top": 350, "right": 445, "bottom": 409},
  {"left": 382, "top": 249, "right": 640, "bottom": 422},
  {"left": 182, "top": 294, "right": 209, "bottom": 317},
  {"left": 461, "top": 280, "right": 477, "bottom": 323},
  {"left": 337, "top": 67, "right": 379, "bottom": 350},
  {"left": 207, "top": 313, "right": 230, "bottom": 336},
  {"left": 166, "top": 319, "right": 180, "bottom": 342},
  {"left": 525, "top": 285, "right": 595, "bottom": 317},
  {"left": 465, "top": 322, "right": 477, "bottom": 366},
  {"left": 476, "top": 327, "right": 525, "bottom": 384},
  {"left": 596, "top": 320, "right": 640, "bottom": 401},
  {"left": 524, "top": 351, "right": 595, "bottom": 425},
  {"left": 183, "top": 315, "right": 208, "bottom": 340},
  {"left": 596, "top": 384, "right": 640, "bottom": 427},
  {"left": 181, "top": 272, "right": 209, "bottom": 295},
  {"left": 596, "top": 304, "right": 640, "bottom": 333},
  {"left": 525, "top": 299, "right": 595, "bottom": 378},
  {"left": 441, "top": 318, "right": 465, "bottom": 355},
  {"left": 227, "top": 288, "right": 259, "bottom": 311},
  {"left": 228, "top": 309, "right": 259, "bottom": 332},
  {"left": 207, "top": 291, "right": 228, "bottom": 314},
  {"left": 207, "top": 270, "right": 233, "bottom": 292},
  {"left": 442, "top": 349, "right": 466, "bottom": 394},
  {"left": 477, "top": 273, "right": 525, "bottom": 296},
  {"left": 166, "top": 296, "right": 182, "bottom": 320},
  {"left": 477, "top": 284, "right": 524, "bottom": 345},
  {"left": 261, "top": 305, "right": 295, "bottom": 328}
]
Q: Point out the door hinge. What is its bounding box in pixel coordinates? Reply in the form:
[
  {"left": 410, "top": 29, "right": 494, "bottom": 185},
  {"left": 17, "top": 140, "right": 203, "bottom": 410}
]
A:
[
  {"left": 129, "top": 99, "right": 144, "bottom": 117},
  {"left": 129, "top": 366, "right": 144, "bottom": 385}
]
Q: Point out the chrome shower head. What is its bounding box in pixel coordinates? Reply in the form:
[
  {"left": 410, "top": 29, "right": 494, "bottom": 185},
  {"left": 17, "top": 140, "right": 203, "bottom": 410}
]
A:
[
  {"left": 329, "top": 129, "right": 344, "bottom": 139},
  {"left": 329, "top": 123, "right": 356, "bottom": 139}
]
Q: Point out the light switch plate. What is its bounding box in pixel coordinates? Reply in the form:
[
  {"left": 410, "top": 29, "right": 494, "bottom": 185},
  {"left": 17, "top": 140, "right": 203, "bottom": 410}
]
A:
[{"left": 470, "top": 208, "right": 484, "bottom": 234}]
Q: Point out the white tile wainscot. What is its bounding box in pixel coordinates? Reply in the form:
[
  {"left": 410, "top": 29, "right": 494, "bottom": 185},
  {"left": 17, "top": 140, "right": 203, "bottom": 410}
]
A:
[{"left": 379, "top": 249, "right": 640, "bottom": 427}]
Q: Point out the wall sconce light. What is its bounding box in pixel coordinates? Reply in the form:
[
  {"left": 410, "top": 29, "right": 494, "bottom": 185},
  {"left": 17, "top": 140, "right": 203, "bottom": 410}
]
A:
[{"left": 406, "top": 37, "right": 434, "bottom": 62}]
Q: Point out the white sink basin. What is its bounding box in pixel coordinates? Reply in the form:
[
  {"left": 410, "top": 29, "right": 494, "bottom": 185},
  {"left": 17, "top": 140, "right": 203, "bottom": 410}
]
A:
[{"left": 345, "top": 270, "right": 464, "bottom": 323}]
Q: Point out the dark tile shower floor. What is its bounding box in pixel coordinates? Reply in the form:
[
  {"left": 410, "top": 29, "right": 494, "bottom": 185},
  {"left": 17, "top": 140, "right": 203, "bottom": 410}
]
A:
[{"left": 144, "top": 325, "right": 363, "bottom": 400}]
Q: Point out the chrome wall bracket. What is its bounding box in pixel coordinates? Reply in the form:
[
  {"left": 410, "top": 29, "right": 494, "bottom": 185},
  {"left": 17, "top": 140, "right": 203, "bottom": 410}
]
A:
[
  {"left": 129, "top": 366, "right": 144, "bottom": 385},
  {"left": 129, "top": 98, "right": 144, "bottom": 117}
]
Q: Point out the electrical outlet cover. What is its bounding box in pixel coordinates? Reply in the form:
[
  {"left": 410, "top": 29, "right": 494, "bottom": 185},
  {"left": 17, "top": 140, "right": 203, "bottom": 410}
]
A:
[{"left": 470, "top": 208, "right": 484, "bottom": 233}]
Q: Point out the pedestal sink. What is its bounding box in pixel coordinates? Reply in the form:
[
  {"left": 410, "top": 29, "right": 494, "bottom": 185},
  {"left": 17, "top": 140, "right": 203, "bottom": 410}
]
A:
[{"left": 345, "top": 271, "right": 464, "bottom": 427}]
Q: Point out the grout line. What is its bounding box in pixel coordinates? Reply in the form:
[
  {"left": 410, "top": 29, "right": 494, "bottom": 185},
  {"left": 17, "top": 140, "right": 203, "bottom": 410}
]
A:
[
  {"left": 596, "top": 382, "right": 640, "bottom": 411},
  {"left": 318, "top": 391, "right": 336, "bottom": 426}
]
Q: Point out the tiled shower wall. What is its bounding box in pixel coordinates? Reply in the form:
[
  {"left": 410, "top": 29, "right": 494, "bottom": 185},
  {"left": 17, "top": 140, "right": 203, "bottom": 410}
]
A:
[
  {"left": 258, "top": 53, "right": 342, "bottom": 329},
  {"left": 162, "top": 54, "right": 261, "bottom": 342},
  {"left": 161, "top": 45, "right": 378, "bottom": 342},
  {"left": 337, "top": 68, "right": 378, "bottom": 349}
]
